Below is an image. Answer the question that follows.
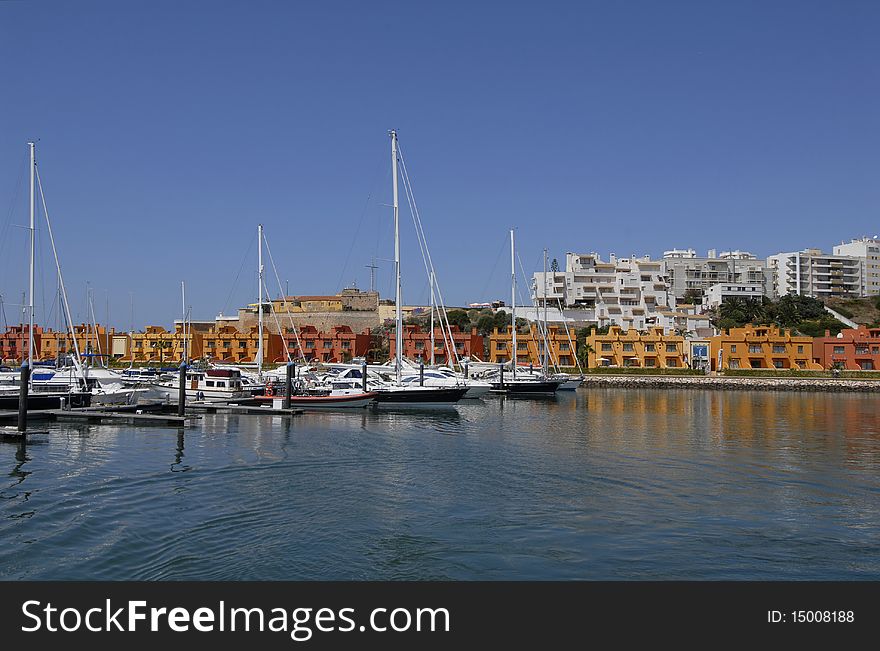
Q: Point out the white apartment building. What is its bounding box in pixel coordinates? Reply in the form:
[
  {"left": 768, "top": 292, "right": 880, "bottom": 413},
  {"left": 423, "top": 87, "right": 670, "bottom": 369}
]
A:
[
  {"left": 533, "top": 252, "right": 674, "bottom": 332},
  {"left": 833, "top": 237, "right": 880, "bottom": 296},
  {"left": 767, "top": 249, "right": 864, "bottom": 298},
  {"left": 662, "top": 249, "right": 775, "bottom": 300},
  {"left": 702, "top": 282, "right": 766, "bottom": 310}
]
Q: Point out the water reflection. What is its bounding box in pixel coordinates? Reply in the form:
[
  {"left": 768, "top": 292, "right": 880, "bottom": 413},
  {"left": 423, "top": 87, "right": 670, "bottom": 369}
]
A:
[{"left": 0, "top": 389, "right": 878, "bottom": 580}]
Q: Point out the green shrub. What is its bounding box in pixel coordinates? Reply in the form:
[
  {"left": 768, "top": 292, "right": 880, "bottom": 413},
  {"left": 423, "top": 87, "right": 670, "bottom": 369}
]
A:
[{"left": 585, "top": 367, "right": 703, "bottom": 376}]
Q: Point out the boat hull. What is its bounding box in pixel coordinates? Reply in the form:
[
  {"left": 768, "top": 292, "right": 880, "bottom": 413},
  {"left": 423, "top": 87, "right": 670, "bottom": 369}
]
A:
[
  {"left": 373, "top": 386, "right": 468, "bottom": 408},
  {"left": 263, "top": 393, "right": 378, "bottom": 410},
  {"left": 0, "top": 391, "right": 92, "bottom": 410}
]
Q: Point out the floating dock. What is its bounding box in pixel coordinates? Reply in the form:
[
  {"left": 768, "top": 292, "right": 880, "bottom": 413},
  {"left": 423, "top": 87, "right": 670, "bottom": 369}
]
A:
[
  {"left": 46, "top": 409, "right": 200, "bottom": 426},
  {"left": 0, "top": 426, "right": 49, "bottom": 440},
  {"left": 187, "top": 401, "right": 303, "bottom": 416}
]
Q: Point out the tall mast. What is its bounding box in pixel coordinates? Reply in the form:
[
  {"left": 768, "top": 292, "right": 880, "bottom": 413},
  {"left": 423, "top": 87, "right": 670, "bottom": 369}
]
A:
[
  {"left": 391, "top": 130, "right": 402, "bottom": 385},
  {"left": 181, "top": 280, "right": 187, "bottom": 363},
  {"left": 510, "top": 228, "right": 516, "bottom": 380},
  {"left": 28, "top": 142, "right": 35, "bottom": 374},
  {"left": 257, "top": 223, "right": 264, "bottom": 374},
  {"left": 543, "top": 248, "right": 548, "bottom": 374},
  {"left": 430, "top": 270, "right": 436, "bottom": 366}
]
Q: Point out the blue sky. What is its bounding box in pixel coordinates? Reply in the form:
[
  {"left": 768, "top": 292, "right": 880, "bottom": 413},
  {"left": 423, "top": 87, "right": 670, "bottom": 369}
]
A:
[{"left": 1, "top": 1, "right": 877, "bottom": 329}]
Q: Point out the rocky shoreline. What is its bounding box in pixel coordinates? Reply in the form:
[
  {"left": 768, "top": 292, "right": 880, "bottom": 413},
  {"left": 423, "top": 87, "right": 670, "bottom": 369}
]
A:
[{"left": 580, "top": 375, "right": 880, "bottom": 392}]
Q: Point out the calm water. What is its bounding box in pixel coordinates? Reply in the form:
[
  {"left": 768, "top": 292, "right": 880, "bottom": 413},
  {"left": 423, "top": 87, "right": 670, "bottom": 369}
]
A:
[{"left": 1, "top": 389, "right": 879, "bottom": 580}]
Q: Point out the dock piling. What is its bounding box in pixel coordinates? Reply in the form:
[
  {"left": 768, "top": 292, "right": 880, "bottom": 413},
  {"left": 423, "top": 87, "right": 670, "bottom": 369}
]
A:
[
  {"left": 177, "top": 362, "right": 187, "bottom": 417},
  {"left": 18, "top": 361, "right": 30, "bottom": 433},
  {"left": 419, "top": 360, "right": 424, "bottom": 386},
  {"left": 284, "top": 361, "right": 293, "bottom": 410},
  {"left": 499, "top": 363, "right": 504, "bottom": 390},
  {"left": 361, "top": 362, "right": 368, "bottom": 392}
]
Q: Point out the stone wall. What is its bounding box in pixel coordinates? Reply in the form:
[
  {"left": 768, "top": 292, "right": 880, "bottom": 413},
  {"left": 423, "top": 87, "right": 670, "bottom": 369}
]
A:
[
  {"left": 231, "top": 309, "right": 379, "bottom": 335},
  {"left": 580, "top": 375, "right": 880, "bottom": 392}
]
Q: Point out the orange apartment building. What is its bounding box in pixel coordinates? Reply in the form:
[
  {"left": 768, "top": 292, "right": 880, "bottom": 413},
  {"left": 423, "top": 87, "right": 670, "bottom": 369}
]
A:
[
  {"left": 488, "top": 324, "right": 577, "bottom": 367},
  {"left": 812, "top": 325, "right": 880, "bottom": 370},
  {"left": 202, "top": 325, "right": 285, "bottom": 364},
  {"left": 585, "top": 326, "right": 688, "bottom": 368},
  {"left": 123, "top": 324, "right": 284, "bottom": 364},
  {"left": 709, "top": 325, "right": 821, "bottom": 371},
  {"left": 39, "top": 324, "right": 115, "bottom": 362},
  {"left": 284, "top": 325, "right": 372, "bottom": 363},
  {"left": 124, "top": 326, "right": 190, "bottom": 364},
  {"left": 389, "top": 325, "right": 484, "bottom": 365},
  {"left": 0, "top": 325, "right": 43, "bottom": 364}
]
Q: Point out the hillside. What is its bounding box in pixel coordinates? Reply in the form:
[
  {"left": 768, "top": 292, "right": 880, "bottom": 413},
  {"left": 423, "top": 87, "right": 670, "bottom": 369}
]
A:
[{"left": 825, "top": 297, "right": 880, "bottom": 327}]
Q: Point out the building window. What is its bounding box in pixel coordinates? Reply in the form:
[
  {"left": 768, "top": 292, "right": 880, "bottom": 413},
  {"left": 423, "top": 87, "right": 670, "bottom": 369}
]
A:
[
  {"left": 206, "top": 341, "right": 215, "bottom": 348},
  {"left": 601, "top": 343, "right": 612, "bottom": 352},
  {"left": 560, "top": 343, "right": 569, "bottom": 351},
  {"left": 239, "top": 341, "right": 247, "bottom": 348},
  {"left": 774, "top": 360, "right": 785, "bottom": 369},
  {"left": 749, "top": 346, "right": 762, "bottom": 354},
  {"left": 323, "top": 341, "right": 333, "bottom": 349},
  {"left": 797, "top": 345, "right": 803, "bottom": 354},
  {"left": 731, "top": 345, "right": 737, "bottom": 353},
  {"left": 415, "top": 342, "right": 425, "bottom": 350},
  {"left": 729, "top": 359, "right": 740, "bottom": 369},
  {"left": 623, "top": 343, "right": 634, "bottom": 352},
  {"left": 833, "top": 346, "right": 845, "bottom": 354},
  {"left": 456, "top": 342, "right": 464, "bottom": 350},
  {"left": 496, "top": 342, "right": 506, "bottom": 351},
  {"left": 645, "top": 343, "right": 655, "bottom": 352},
  {"left": 666, "top": 358, "right": 678, "bottom": 367},
  {"left": 860, "top": 361, "right": 874, "bottom": 370},
  {"left": 856, "top": 346, "right": 869, "bottom": 355},
  {"left": 645, "top": 358, "right": 656, "bottom": 367},
  {"left": 772, "top": 346, "right": 785, "bottom": 354},
  {"left": 342, "top": 341, "right": 350, "bottom": 349},
  {"left": 517, "top": 343, "right": 527, "bottom": 351},
  {"left": 305, "top": 341, "right": 314, "bottom": 349},
  {"left": 224, "top": 342, "right": 231, "bottom": 348},
  {"left": 666, "top": 344, "right": 677, "bottom": 353}
]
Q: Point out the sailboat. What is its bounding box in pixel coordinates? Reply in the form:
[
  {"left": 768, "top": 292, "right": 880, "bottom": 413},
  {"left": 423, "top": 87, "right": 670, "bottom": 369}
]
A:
[
  {"left": 0, "top": 143, "right": 94, "bottom": 409},
  {"left": 486, "top": 230, "right": 563, "bottom": 396},
  {"left": 371, "top": 130, "right": 467, "bottom": 408}
]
